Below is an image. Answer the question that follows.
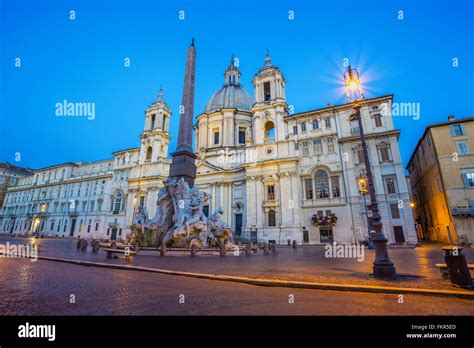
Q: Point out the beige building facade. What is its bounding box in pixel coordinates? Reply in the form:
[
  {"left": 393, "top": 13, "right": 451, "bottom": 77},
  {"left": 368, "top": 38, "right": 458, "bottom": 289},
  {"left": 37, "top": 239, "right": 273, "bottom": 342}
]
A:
[{"left": 407, "top": 116, "right": 474, "bottom": 243}]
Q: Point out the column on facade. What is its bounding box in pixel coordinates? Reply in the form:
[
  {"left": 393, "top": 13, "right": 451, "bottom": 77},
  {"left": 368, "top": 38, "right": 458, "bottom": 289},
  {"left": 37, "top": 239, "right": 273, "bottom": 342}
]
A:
[
  {"left": 290, "top": 171, "right": 301, "bottom": 226},
  {"left": 245, "top": 177, "right": 256, "bottom": 227},
  {"left": 227, "top": 182, "right": 233, "bottom": 228},
  {"left": 279, "top": 172, "right": 293, "bottom": 227},
  {"left": 256, "top": 176, "right": 264, "bottom": 227}
]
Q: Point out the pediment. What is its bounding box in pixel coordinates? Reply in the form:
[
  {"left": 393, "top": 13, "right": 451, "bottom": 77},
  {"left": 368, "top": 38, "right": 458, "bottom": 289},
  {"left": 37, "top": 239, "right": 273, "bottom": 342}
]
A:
[{"left": 196, "top": 160, "right": 224, "bottom": 175}]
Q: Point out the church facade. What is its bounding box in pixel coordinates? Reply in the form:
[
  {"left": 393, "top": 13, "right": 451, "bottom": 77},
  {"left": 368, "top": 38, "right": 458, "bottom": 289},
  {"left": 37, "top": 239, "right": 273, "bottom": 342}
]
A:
[{"left": 0, "top": 53, "right": 417, "bottom": 245}]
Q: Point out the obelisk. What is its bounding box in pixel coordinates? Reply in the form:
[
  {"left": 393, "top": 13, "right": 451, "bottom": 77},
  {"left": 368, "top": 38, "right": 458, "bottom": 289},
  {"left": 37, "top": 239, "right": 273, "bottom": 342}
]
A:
[{"left": 169, "top": 38, "right": 197, "bottom": 187}]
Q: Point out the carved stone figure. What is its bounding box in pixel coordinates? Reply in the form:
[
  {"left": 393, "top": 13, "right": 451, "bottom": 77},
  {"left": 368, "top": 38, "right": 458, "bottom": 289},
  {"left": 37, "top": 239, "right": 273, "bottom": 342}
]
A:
[
  {"left": 133, "top": 204, "right": 148, "bottom": 225},
  {"left": 208, "top": 207, "right": 234, "bottom": 246},
  {"left": 145, "top": 177, "right": 234, "bottom": 248}
]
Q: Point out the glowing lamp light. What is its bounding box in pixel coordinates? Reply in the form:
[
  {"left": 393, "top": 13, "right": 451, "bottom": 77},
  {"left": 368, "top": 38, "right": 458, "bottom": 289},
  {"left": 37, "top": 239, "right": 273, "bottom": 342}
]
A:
[
  {"left": 410, "top": 202, "right": 415, "bottom": 208},
  {"left": 343, "top": 65, "right": 364, "bottom": 102},
  {"left": 358, "top": 176, "right": 368, "bottom": 193}
]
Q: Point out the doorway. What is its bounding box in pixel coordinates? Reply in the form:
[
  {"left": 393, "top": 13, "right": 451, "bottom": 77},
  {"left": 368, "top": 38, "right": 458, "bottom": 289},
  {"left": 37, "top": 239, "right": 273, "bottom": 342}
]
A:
[
  {"left": 69, "top": 218, "right": 76, "bottom": 237},
  {"left": 111, "top": 228, "right": 117, "bottom": 240},
  {"left": 320, "top": 227, "right": 333, "bottom": 243},
  {"left": 393, "top": 226, "right": 405, "bottom": 243},
  {"left": 235, "top": 214, "right": 242, "bottom": 236}
]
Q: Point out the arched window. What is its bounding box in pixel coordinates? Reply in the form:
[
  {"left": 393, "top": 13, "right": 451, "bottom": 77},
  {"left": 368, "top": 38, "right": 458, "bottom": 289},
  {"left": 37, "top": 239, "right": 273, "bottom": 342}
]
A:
[
  {"left": 268, "top": 209, "right": 276, "bottom": 227},
  {"left": 265, "top": 121, "right": 275, "bottom": 140},
  {"left": 162, "top": 115, "right": 166, "bottom": 129},
  {"left": 314, "top": 170, "right": 329, "bottom": 198},
  {"left": 146, "top": 147, "right": 153, "bottom": 161},
  {"left": 312, "top": 119, "right": 319, "bottom": 129},
  {"left": 150, "top": 114, "right": 155, "bottom": 130},
  {"left": 113, "top": 192, "right": 124, "bottom": 212}
]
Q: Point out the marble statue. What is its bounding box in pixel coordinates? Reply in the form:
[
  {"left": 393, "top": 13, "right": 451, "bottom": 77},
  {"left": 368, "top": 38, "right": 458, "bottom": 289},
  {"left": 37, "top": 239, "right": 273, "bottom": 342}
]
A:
[
  {"left": 145, "top": 177, "right": 234, "bottom": 248},
  {"left": 208, "top": 207, "right": 234, "bottom": 246}
]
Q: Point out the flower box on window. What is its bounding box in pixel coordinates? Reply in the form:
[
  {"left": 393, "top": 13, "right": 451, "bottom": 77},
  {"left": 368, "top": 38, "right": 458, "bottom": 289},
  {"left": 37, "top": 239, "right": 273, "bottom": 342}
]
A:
[{"left": 311, "top": 213, "right": 338, "bottom": 226}]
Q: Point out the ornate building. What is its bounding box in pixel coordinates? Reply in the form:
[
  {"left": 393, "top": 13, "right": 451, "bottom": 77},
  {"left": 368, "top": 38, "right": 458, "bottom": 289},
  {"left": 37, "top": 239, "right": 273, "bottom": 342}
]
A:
[{"left": 0, "top": 52, "right": 417, "bottom": 245}]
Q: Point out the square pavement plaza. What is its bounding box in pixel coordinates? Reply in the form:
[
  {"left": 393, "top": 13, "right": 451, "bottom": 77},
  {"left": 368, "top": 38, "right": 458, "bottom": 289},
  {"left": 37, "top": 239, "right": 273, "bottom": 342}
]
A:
[{"left": 0, "top": 236, "right": 472, "bottom": 292}]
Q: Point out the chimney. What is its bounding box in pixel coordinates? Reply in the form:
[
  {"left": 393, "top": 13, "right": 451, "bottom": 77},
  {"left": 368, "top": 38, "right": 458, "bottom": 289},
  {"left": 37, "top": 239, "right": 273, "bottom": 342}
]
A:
[{"left": 448, "top": 115, "right": 456, "bottom": 121}]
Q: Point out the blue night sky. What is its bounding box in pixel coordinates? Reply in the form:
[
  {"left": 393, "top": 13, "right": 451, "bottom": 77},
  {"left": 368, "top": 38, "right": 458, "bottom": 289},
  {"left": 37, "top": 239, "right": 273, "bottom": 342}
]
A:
[{"left": 1, "top": 0, "right": 473, "bottom": 170}]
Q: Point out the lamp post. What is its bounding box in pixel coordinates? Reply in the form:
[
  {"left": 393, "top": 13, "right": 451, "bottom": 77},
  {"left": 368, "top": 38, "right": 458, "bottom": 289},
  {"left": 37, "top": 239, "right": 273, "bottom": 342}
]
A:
[
  {"left": 344, "top": 65, "right": 396, "bottom": 277},
  {"left": 357, "top": 175, "right": 374, "bottom": 249}
]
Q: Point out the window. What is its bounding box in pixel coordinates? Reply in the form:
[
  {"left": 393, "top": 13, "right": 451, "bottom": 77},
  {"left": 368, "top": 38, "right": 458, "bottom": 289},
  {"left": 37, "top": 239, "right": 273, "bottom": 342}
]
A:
[
  {"left": 213, "top": 129, "right": 220, "bottom": 145},
  {"left": 374, "top": 113, "right": 383, "bottom": 127},
  {"left": 294, "top": 142, "right": 299, "bottom": 151},
  {"left": 313, "top": 140, "right": 323, "bottom": 154},
  {"left": 113, "top": 192, "right": 124, "bottom": 212},
  {"left": 378, "top": 145, "right": 392, "bottom": 162},
  {"left": 302, "top": 141, "right": 309, "bottom": 156},
  {"left": 238, "top": 128, "right": 246, "bottom": 144},
  {"left": 327, "top": 137, "right": 335, "bottom": 152},
  {"left": 268, "top": 210, "right": 276, "bottom": 227},
  {"left": 90, "top": 201, "right": 95, "bottom": 212},
  {"left": 450, "top": 124, "right": 465, "bottom": 136},
  {"left": 301, "top": 122, "right": 306, "bottom": 132},
  {"left": 312, "top": 119, "right": 319, "bottom": 129},
  {"left": 384, "top": 176, "right": 397, "bottom": 194},
  {"left": 263, "top": 82, "right": 271, "bottom": 101},
  {"left": 350, "top": 120, "right": 360, "bottom": 136},
  {"left": 356, "top": 148, "right": 364, "bottom": 164},
  {"left": 293, "top": 125, "right": 298, "bottom": 134},
  {"left": 436, "top": 178, "right": 442, "bottom": 192},
  {"left": 267, "top": 185, "right": 275, "bottom": 201},
  {"left": 331, "top": 176, "right": 340, "bottom": 198},
  {"left": 150, "top": 114, "right": 155, "bottom": 130},
  {"left": 265, "top": 121, "right": 275, "bottom": 139},
  {"left": 304, "top": 179, "right": 313, "bottom": 199},
  {"left": 95, "top": 222, "right": 99, "bottom": 231},
  {"left": 315, "top": 170, "right": 329, "bottom": 198},
  {"left": 390, "top": 203, "right": 400, "bottom": 219},
  {"left": 325, "top": 118, "right": 331, "bottom": 128},
  {"left": 162, "top": 115, "right": 167, "bottom": 129},
  {"left": 456, "top": 141, "right": 470, "bottom": 155},
  {"left": 146, "top": 147, "right": 153, "bottom": 161},
  {"left": 462, "top": 171, "right": 474, "bottom": 188}
]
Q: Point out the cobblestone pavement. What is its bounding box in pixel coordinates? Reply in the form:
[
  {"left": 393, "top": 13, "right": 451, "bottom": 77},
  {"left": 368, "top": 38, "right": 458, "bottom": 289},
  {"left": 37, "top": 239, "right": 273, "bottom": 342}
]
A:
[
  {"left": 1, "top": 236, "right": 473, "bottom": 291},
  {"left": 0, "top": 257, "right": 473, "bottom": 315}
]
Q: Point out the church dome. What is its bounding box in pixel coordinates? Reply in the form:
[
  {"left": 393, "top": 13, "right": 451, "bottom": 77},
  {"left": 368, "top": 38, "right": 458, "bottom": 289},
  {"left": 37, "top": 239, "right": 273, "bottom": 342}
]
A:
[{"left": 204, "top": 56, "right": 253, "bottom": 113}]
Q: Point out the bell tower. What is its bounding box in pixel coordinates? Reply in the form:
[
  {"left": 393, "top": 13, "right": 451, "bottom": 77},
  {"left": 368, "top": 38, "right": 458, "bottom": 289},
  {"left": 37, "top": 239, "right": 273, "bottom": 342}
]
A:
[
  {"left": 139, "top": 88, "right": 171, "bottom": 164},
  {"left": 253, "top": 50, "right": 286, "bottom": 106},
  {"left": 251, "top": 51, "right": 288, "bottom": 144}
]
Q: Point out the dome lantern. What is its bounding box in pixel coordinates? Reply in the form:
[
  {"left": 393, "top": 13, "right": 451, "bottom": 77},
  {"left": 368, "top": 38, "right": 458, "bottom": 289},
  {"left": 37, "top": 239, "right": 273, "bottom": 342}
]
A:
[{"left": 204, "top": 56, "right": 252, "bottom": 113}]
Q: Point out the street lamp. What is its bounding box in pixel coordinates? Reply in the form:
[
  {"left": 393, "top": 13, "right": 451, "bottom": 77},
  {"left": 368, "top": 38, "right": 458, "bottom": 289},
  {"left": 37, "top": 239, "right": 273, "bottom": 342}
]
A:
[
  {"left": 357, "top": 174, "right": 374, "bottom": 249},
  {"left": 344, "top": 65, "right": 396, "bottom": 277}
]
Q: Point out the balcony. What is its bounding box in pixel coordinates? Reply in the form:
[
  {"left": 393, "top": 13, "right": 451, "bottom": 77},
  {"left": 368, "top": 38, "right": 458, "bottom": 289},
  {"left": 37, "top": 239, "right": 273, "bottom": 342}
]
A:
[
  {"left": 262, "top": 199, "right": 279, "bottom": 208},
  {"left": 452, "top": 206, "right": 474, "bottom": 216}
]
